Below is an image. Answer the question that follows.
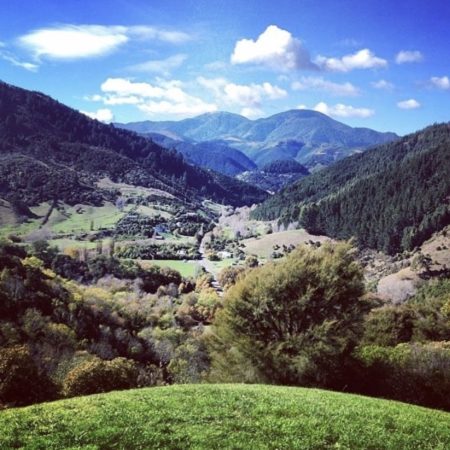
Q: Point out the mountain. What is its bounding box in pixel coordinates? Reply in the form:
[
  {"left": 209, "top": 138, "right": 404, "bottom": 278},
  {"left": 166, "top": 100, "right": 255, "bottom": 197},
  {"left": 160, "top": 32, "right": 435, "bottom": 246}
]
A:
[
  {"left": 252, "top": 123, "right": 450, "bottom": 254},
  {"left": 0, "top": 81, "right": 267, "bottom": 209},
  {"left": 145, "top": 132, "right": 256, "bottom": 176},
  {"left": 117, "top": 110, "right": 398, "bottom": 169},
  {"left": 237, "top": 159, "right": 310, "bottom": 192}
]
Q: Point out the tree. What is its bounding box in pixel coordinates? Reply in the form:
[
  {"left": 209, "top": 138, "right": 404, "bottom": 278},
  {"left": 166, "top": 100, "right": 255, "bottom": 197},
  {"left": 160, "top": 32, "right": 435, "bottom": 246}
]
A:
[{"left": 208, "top": 242, "right": 370, "bottom": 388}]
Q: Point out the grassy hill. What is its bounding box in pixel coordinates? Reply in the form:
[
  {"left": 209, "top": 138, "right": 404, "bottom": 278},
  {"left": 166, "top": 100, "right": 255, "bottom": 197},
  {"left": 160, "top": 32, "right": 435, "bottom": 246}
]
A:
[{"left": 1, "top": 384, "right": 449, "bottom": 449}]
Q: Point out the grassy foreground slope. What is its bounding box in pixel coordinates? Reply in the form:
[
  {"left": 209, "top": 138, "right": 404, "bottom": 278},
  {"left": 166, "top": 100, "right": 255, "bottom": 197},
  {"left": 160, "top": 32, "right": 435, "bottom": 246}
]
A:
[{"left": 1, "top": 385, "right": 449, "bottom": 450}]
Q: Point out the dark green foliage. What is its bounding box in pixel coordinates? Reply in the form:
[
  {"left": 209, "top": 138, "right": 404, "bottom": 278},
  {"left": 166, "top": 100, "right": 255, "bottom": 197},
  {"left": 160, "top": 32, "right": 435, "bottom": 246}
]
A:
[
  {"left": 356, "top": 342, "right": 450, "bottom": 411},
  {"left": 253, "top": 123, "right": 450, "bottom": 254},
  {"left": 116, "top": 242, "right": 200, "bottom": 260},
  {"left": 0, "top": 345, "right": 55, "bottom": 406},
  {"left": 0, "top": 80, "right": 267, "bottom": 207},
  {"left": 208, "top": 242, "right": 371, "bottom": 388},
  {"left": 113, "top": 212, "right": 158, "bottom": 238},
  {"left": 261, "top": 159, "right": 310, "bottom": 174}
]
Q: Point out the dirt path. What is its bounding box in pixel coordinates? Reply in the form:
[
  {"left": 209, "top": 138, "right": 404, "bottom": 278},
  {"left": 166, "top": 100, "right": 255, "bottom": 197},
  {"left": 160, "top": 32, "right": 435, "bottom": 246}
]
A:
[{"left": 198, "top": 234, "right": 223, "bottom": 296}]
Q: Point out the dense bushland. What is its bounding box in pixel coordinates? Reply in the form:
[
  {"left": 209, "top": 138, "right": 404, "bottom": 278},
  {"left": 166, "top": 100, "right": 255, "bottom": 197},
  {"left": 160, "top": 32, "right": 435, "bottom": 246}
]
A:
[{"left": 1, "top": 238, "right": 449, "bottom": 410}]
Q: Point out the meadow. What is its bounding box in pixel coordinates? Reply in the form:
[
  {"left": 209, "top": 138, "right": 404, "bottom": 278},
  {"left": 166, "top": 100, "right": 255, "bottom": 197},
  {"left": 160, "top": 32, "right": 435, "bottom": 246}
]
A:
[{"left": 0, "top": 384, "right": 449, "bottom": 449}]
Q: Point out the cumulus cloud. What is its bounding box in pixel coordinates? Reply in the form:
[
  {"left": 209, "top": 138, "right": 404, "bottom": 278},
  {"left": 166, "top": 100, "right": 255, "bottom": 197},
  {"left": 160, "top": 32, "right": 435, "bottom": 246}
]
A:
[
  {"left": 371, "top": 79, "right": 394, "bottom": 90},
  {"left": 291, "top": 76, "right": 359, "bottom": 96},
  {"left": 197, "top": 76, "right": 287, "bottom": 109},
  {"left": 230, "top": 25, "right": 316, "bottom": 71},
  {"left": 316, "top": 48, "right": 387, "bottom": 72},
  {"left": 93, "top": 77, "right": 217, "bottom": 118},
  {"left": 395, "top": 50, "right": 423, "bottom": 64},
  {"left": 81, "top": 108, "right": 114, "bottom": 123},
  {"left": 312, "top": 102, "right": 374, "bottom": 118},
  {"left": 18, "top": 24, "right": 190, "bottom": 62},
  {"left": 397, "top": 99, "right": 421, "bottom": 109},
  {"left": 128, "top": 54, "right": 187, "bottom": 75},
  {"left": 430, "top": 76, "right": 450, "bottom": 90}
]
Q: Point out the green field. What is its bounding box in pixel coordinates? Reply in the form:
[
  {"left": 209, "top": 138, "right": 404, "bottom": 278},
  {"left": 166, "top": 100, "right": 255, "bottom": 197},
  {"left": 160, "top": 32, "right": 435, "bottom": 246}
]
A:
[
  {"left": 0, "top": 384, "right": 449, "bottom": 449},
  {"left": 242, "top": 229, "right": 330, "bottom": 258},
  {"left": 139, "top": 259, "right": 200, "bottom": 278}
]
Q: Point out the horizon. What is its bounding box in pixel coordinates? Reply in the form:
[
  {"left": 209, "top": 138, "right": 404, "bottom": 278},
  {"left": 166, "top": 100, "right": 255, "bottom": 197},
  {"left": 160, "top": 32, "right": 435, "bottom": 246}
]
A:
[{"left": 0, "top": 0, "right": 449, "bottom": 135}]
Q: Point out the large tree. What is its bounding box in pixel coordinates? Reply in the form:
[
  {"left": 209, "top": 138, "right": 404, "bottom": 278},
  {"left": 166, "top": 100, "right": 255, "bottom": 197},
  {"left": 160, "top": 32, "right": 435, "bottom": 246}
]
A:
[{"left": 208, "top": 242, "right": 371, "bottom": 388}]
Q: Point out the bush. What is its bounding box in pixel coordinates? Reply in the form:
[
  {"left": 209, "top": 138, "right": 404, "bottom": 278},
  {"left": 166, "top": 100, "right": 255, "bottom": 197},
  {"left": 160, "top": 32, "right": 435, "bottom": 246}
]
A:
[
  {"left": 0, "top": 345, "right": 54, "bottom": 406},
  {"left": 63, "top": 357, "right": 138, "bottom": 397},
  {"left": 356, "top": 342, "right": 450, "bottom": 410},
  {"left": 208, "top": 242, "right": 371, "bottom": 388}
]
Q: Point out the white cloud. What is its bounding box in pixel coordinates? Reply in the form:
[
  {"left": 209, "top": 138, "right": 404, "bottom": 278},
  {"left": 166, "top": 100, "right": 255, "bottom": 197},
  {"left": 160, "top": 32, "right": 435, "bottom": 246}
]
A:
[
  {"left": 430, "top": 76, "right": 450, "bottom": 90},
  {"left": 240, "top": 107, "right": 264, "bottom": 119},
  {"left": 316, "top": 48, "right": 387, "bottom": 72},
  {"left": 312, "top": 102, "right": 374, "bottom": 118},
  {"left": 95, "top": 77, "right": 217, "bottom": 118},
  {"left": 397, "top": 99, "right": 420, "bottom": 109},
  {"left": 19, "top": 25, "right": 129, "bottom": 60},
  {"left": 230, "top": 25, "right": 316, "bottom": 71},
  {"left": 371, "top": 79, "right": 394, "bottom": 90},
  {"left": 0, "top": 51, "right": 38, "bottom": 71},
  {"left": 197, "top": 76, "right": 287, "bottom": 109},
  {"left": 395, "top": 50, "right": 423, "bottom": 64},
  {"left": 81, "top": 108, "right": 114, "bottom": 123},
  {"left": 291, "top": 76, "right": 359, "bottom": 96},
  {"left": 128, "top": 54, "right": 187, "bottom": 75},
  {"left": 224, "top": 82, "right": 287, "bottom": 106},
  {"left": 18, "top": 24, "right": 191, "bottom": 62}
]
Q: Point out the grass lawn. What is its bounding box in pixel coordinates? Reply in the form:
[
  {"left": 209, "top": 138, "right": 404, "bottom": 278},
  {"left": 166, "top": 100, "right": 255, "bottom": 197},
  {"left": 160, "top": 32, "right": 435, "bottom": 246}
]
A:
[
  {"left": 51, "top": 204, "right": 127, "bottom": 234},
  {"left": 139, "top": 259, "right": 200, "bottom": 278},
  {"left": 49, "top": 238, "right": 100, "bottom": 251},
  {"left": 210, "top": 257, "right": 236, "bottom": 273},
  {"left": 0, "top": 384, "right": 449, "bottom": 449}
]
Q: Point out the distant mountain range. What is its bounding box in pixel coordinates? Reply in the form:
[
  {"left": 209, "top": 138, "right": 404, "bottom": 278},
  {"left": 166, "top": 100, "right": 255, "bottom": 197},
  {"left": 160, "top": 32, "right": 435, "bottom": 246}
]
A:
[
  {"left": 0, "top": 81, "right": 267, "bottom": 210},
  {"left": 253, "top": 122, "right": 450, "bottom": 254},
  {"left": 117, "top": 110, "right": 398, "bottom": 173},
  {"left": 144, "top": 132, "right": 256, "bottom": 177}
]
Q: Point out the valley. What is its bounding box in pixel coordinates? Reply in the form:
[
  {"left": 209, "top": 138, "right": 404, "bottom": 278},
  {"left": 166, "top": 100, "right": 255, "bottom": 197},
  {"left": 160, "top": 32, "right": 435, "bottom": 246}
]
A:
[{"left": 0, "top": 73, "right": 449, "bottom": 447}]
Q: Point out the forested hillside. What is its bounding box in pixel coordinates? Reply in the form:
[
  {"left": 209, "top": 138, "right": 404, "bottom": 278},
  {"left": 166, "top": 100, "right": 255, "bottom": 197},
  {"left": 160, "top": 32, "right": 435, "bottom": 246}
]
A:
[
  {"left": 253, "top": 123, "right": 450, "bottom": 254},
  {"left": 0, "top": 81, "right": 267, "bottom": 207}
]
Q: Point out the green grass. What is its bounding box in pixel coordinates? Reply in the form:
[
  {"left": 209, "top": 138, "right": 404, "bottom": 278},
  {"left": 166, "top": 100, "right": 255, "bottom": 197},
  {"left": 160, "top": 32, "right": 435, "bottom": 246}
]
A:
[
  {"left": 139, "top": 259, "right": 200, "bottom": 278},
  {"left": 51, "top": 204, "right": 127, "bottom": 234},
  {"left": 0, "top": 384, "right": 449, "bottom": 449},
  {"left": 210, "top": 257, "right": 235, "bottom": 273}
]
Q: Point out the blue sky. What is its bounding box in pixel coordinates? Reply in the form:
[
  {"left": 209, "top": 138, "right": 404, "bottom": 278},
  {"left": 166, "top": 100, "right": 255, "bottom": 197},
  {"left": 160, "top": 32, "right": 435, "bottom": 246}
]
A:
[{"left": 0, "top": 0, "right": 449, "bottom": 134}]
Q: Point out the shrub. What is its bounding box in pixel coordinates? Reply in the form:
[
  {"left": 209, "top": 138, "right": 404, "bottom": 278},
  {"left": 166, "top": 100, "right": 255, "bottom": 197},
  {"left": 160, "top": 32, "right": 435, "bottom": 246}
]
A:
[
  {"left": 63, "top": 357, "right": 138, "bottom": 397},
  {"left": 208, "top": 242, "right": 371, "bottom": 388},
  {"left": 356, "top": 342, "right": 450, "bottom": 410},
  {"left": 0, "top": 345, "right": 54, "bottom": 406}
]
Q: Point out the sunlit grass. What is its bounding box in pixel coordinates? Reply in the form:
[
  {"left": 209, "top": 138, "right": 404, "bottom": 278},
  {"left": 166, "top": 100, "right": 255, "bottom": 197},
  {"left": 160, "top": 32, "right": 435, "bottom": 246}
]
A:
[{"left": 0, "top": 384, "right": 449, "bottom": 450}]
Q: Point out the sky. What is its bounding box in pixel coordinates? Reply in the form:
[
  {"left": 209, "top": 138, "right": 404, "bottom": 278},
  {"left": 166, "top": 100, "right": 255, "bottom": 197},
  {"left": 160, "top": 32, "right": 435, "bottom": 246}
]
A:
[{"left": 0, "top": 0, "right": 449, "bottom": 135}]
